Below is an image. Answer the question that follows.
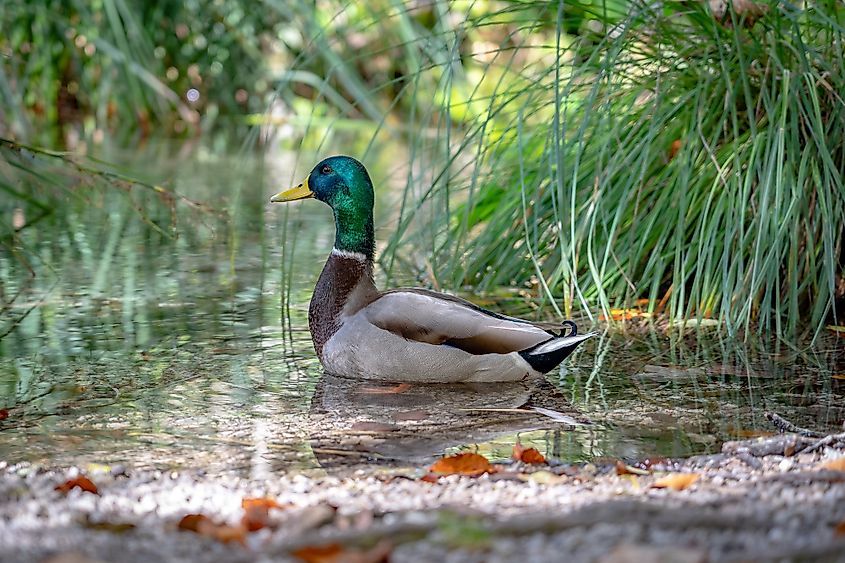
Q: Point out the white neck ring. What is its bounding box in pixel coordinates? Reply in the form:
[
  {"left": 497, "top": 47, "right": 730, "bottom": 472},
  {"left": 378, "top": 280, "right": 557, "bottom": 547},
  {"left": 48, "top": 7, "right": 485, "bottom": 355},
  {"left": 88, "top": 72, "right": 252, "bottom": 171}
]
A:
[{"left": 331, "top": 248, "right": 368, "bottom": 261}]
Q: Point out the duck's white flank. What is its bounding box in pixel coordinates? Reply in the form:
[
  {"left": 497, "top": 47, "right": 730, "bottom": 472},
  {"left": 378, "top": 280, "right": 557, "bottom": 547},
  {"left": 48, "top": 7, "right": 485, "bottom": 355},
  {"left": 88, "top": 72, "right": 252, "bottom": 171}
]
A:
[{"left": 331, "top": 248, "right": 368, "bottom": 261}]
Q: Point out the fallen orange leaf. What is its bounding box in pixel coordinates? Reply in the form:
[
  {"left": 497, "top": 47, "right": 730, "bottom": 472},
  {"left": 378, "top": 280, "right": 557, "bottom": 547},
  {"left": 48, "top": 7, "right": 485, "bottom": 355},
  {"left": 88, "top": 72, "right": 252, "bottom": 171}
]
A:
[
  {"left": 512, "top": 443, "right": 546, "bottom": 465},
  {"left": 820, "top": 457, "right": 845, "bottom": 472},
  {"left": 292, "top": 540, "right": 391, "bottom": 563},
  {"left": 178, "top": 513, "right": 247, "bottom": 545},
  {"left": 55, "top": 476, "right": 99, "bottom": 495},
  {"left": 206, "top": 523, "right": 248, "bottom": 545},
  {"left": 241, "top": 497, "right": 285, "bottom": 531},
  {"left": 0, "top": 409, "right": 8, "bottom": 421},
  {"left": 429, "top": 452, "right": 494, "bottom": 476},
  {"left": 598, "top": 308, "right": 653, "bottom": 321},
  {"left": 651, "top": 473, "right": 700, "bottom": 491},
  {"left": 177, "top": 513, "right": 211, "bottom": 532},
  {"left": 242, "top": 497, "right": 283, "bottom": 510},
  {"left": 835, "top": 520, "right": 845, "bottom": 536},
  {"left": 292, "top": 544, "right": 343, "bottom": 563}
]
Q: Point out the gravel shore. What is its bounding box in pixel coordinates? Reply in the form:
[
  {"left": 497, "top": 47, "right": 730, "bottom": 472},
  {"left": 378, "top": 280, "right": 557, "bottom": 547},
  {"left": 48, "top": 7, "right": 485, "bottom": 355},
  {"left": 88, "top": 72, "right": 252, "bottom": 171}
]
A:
[{"left": 2, "top": 431, "right": 845, "bottom": 563}]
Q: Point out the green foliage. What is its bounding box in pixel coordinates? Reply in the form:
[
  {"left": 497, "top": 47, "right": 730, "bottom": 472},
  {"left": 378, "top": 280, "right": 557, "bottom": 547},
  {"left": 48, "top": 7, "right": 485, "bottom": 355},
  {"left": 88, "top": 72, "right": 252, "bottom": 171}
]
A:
[
  {"left": 385, "top": 1, "right": 845, "bottom": 337},
  {"left": 2, "top": 0, "right": 842, "bottom": 336},
  {"left": 0, "top": 0, "right": 280, "bottom": 140},
  {"left": 436, "top": 511, "right": 492, "bottom": 549}
]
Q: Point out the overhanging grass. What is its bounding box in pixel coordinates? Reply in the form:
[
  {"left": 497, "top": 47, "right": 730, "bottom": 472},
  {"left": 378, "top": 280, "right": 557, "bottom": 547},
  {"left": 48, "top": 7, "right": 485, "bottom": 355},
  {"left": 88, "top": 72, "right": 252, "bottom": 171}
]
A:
[{"left": 386, "top": 1, "right": 845, "bottom": 338}]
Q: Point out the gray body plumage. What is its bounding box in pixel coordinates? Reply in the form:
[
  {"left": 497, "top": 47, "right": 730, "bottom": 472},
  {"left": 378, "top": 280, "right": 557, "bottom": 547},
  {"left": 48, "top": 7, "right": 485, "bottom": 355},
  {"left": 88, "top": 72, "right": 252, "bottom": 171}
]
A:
[{"left": 310, "top": 250, "right": 594, "bottom": 382}]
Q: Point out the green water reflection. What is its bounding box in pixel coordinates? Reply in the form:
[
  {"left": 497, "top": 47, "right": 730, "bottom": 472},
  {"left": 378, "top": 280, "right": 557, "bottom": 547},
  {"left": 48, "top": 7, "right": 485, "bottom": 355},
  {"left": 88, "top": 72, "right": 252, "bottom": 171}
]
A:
[{"left": 1, "top": 141, "right": 843, "bottom": 475}]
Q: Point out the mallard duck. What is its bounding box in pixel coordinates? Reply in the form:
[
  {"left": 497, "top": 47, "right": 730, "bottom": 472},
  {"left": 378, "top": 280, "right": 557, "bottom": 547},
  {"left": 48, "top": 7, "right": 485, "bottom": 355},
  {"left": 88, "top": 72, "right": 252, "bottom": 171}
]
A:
[{"left": 270, "top": 155, "right": 594, "bottom": 383}]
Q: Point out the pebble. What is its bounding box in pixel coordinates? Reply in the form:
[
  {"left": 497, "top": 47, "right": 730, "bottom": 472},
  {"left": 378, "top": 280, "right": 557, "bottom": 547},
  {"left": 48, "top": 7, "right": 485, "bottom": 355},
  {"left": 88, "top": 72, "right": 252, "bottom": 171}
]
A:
[{"left": 1, "top": 439, "right": 845, "bottom": 562}]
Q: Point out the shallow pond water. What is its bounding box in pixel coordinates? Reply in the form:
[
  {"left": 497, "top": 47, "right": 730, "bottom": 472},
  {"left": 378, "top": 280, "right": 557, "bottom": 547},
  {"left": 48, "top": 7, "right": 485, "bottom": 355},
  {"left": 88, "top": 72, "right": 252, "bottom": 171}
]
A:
[{"left": 1, "top": 140, "right": 844, "bottom": 476}]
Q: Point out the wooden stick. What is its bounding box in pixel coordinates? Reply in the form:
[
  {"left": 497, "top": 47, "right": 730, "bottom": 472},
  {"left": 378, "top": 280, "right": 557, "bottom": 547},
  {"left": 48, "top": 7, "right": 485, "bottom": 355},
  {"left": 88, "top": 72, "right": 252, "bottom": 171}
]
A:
[{"left": 764, "top": 411, "right": 825, "bottom": 437}]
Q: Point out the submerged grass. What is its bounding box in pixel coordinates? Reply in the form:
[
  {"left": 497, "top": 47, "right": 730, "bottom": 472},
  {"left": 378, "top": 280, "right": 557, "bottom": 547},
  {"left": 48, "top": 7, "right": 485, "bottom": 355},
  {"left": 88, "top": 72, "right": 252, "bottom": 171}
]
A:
[
  {"left": 0, "top": 137, "right": 229, "bottom": 341},
  {"left": 383, "top": 1, "right": 845, "bottom": 339}
]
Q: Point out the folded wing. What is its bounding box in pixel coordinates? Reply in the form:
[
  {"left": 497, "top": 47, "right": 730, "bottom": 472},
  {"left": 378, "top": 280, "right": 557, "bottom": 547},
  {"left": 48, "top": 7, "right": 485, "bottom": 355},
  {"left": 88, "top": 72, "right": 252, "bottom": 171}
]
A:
[{"left": 365, "top": 289, "right": 558, "bottom": 355}]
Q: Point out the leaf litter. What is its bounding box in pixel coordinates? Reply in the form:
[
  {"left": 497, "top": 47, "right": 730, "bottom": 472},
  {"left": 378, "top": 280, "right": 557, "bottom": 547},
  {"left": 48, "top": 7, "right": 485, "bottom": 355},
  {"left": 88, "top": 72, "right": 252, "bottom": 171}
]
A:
[
  {"left": 512, "top": 443, "right": 546, "bottom": 464},
  {"left": 55, "top": 476, "right": 99, "bottom": 495}
]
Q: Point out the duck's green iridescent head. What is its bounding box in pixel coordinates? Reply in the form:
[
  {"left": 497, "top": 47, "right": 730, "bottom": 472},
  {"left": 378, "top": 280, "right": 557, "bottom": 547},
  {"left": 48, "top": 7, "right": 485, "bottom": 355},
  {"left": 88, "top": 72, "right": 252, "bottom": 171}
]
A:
[{"left": 270, "top": 155, "right": 375, "bottom": 259}]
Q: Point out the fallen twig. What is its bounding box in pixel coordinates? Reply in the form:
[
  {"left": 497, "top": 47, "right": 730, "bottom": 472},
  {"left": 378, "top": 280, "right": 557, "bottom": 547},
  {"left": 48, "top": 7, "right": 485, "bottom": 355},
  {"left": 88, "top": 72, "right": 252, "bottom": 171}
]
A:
[
  {"left": 764, "top": 412, "right": 825, "bottom": 437},
  {"left": 722, "top": 434, "right": 815, "bottom": 458},
  {"left": 803, "top": 432, "right": 845, "bottom": 455}
]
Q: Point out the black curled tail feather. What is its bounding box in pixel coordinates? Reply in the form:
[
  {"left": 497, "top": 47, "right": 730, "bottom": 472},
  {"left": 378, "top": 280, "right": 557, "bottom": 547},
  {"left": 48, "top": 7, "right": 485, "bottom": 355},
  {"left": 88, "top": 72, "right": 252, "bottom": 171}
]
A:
[
  {"left": 519, "top": 343, "right": 581, "bottom": 374},
  {"left": 519, "top": 326, "right": 594, "bottom": 374}
]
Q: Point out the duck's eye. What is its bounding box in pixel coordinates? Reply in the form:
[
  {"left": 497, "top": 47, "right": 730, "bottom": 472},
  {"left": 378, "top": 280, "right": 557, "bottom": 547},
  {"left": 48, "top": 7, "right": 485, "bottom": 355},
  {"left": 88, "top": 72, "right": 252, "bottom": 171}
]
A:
[{"left": 321, "top": 165, "right": 333, "bottom": 175}]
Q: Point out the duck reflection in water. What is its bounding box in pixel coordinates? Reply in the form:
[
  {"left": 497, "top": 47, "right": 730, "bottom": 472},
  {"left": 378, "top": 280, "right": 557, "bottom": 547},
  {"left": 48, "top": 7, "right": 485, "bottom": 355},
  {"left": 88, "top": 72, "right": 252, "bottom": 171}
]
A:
[{"left": 308, "top": 374, "right": 591, "bottom": 468}]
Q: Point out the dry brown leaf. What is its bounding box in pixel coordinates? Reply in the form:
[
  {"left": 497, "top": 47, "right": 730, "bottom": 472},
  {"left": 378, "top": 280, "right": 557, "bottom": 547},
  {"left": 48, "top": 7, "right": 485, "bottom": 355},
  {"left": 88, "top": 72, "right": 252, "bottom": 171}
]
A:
[
  {"left": 205, "top": 523, "right": 248, "bottom": 545},
  {"left": 835, "top": 520, "right": 845, "bottom": 536},
  {"left": 178, "top": 514, "right": 247, "bottom": 545},
  {"left": 820, "top": 457, "right": 845, "bottom": 472},
  {"left": 419, "top": 473, "right": 440, "bottom": 483},
  {"left": 55, "top": 476, "right": 99, "bottom": 495},
  {"left": 651, "top": 473, "right": 700, "bottom": 491},
  {"left": 177, "top": 513, "right": 211, "bottom": 533},
  {"left": 241, "top": 497, "right": 287, "bottom": 532},
  {"left": 512, "top": 443, "right": 546, "bottom": 465},
  {"left": 827, "top": 325, "right": 845, "bottom": 337},
  {"left": 292, "top": 540, "right": 391, "bottom": 563},
  {"left": 0, "top": 409, "right": 8, "bottom": 421},
  {"left": 429, "top": 452, "right": 494, "bottom": 476},
  {"left": 615, "top": 460, "right": 649, "bottom": 476},
  {"left": 668, "top": 139, "right": 682, "bottom": 160},
  {"left": 598, "top": 308, "right": 653, "bottom": 321},
  {"left": 292, "top": 544, "right": 344, "bottom": 563}
]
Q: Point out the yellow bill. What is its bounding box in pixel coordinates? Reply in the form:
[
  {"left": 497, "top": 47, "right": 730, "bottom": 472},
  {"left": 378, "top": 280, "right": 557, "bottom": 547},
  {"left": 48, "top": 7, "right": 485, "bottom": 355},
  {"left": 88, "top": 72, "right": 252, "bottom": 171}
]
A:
[{"left": 270, "top": 174, "right": 313, "bottom": 202}]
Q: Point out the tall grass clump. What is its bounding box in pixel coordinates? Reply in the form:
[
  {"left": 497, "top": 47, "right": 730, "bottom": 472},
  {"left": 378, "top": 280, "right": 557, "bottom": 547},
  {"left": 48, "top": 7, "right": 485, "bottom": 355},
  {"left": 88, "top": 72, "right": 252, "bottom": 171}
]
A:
[{"left": 387, "top": 1, "right": 845, "bottom": 338}]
